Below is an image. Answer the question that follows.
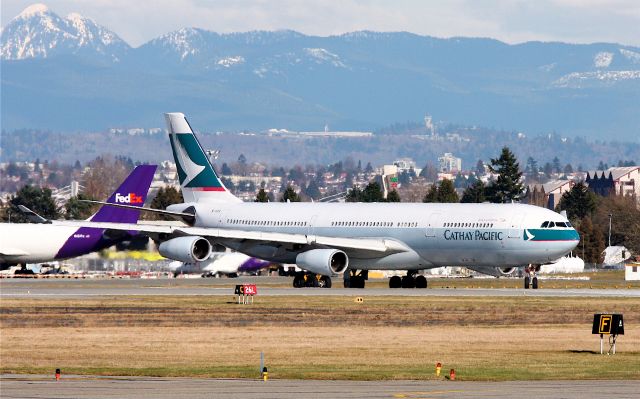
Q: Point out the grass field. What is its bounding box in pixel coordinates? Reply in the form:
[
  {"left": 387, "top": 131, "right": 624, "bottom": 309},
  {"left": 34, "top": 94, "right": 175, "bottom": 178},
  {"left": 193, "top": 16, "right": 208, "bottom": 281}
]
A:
[{"left": 1, "top": 295, "right": 639, "bottom": 380}]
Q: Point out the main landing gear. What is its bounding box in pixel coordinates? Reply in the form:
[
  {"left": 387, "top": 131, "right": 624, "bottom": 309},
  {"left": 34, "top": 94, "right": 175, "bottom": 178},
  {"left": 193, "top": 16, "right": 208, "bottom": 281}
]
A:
[
  {"left": 292, "top": 272, "right": 332, "bottom": 288},
  {"left": 524, "top": 265, "right": 539, "bottom": 289},
  {"left": 389, "top": 271, "right": 427, "bottom": 289},
  {"left": 343, "top": 270, "right": 367, "bottom": 288}
]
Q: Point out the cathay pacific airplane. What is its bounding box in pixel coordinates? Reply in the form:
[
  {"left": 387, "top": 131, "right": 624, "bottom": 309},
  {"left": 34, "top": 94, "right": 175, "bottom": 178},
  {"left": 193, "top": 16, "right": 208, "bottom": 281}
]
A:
[
  {"left": 0, "top": 165, "right": 156, "bottom": 271},
  {"left": 62, "top": 113, "right": 580, "bottom": 289}
]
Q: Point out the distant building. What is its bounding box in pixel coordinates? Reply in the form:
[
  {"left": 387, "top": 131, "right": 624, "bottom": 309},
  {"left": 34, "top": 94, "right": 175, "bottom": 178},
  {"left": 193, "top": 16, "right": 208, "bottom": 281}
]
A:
[
  {"left": 586, "top": 166, "right": 639, "bottom": 199},
  {"left": 424, "top": 115, "right": 435, "bottom": 136},
  {"left": 393, "top": 158, "right": 416, "bottom": 171},
  {"left": 523, "top": 180, "right": 574, "bottom": 210},
  {"left": 438, "top": 153, "right": 462, "bottom": 173}
]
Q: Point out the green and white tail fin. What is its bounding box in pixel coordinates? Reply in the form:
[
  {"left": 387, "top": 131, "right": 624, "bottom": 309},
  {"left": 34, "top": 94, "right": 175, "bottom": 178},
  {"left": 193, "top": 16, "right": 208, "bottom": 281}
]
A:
[{"left": 165, "top": 112, "right": 241, "bottom": 204}]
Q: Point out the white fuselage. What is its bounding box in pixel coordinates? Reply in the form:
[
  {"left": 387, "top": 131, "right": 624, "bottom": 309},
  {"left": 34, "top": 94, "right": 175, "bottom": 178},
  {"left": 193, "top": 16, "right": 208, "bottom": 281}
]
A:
[
  {"left": 184, "top": 202, "right": 579, "bottom": 270},
  {"left": 0, "top": 224, "right": 79, "bottom": 264}
]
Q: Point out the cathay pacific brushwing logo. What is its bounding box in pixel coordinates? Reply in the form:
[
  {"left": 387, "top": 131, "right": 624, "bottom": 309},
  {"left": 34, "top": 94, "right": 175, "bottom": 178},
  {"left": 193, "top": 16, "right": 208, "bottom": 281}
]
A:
[
  {"left": 523, "top": 229, "right": 535, "bottom": 241},
  {"left": 174, "top": 134, "right": 205, "bottom": 186}
]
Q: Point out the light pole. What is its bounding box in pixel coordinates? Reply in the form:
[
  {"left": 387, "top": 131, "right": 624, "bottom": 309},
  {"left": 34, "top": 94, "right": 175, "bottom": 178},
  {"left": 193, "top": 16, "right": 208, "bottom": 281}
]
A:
[{"left": 608, "top": 213, "right": 612, "bottom": 247}]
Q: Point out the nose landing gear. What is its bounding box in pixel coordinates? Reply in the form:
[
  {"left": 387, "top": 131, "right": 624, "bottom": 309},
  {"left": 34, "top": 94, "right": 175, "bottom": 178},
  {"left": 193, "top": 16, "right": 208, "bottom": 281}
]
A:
[{"left": 524, "top": 265, "right": 539, "bottom": 289}]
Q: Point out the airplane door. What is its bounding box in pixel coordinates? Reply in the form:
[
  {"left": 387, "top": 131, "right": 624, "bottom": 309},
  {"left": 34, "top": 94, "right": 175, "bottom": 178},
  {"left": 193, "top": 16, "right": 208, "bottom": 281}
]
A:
[
  {"left": 307, "top": 215, "right": 318, "bottom": 238},
  {"left": 425, "top": 212, "right": 441, "bottom": 237},
  {"left": 508, "top": 214, "right": 525, "bottom": 238}
]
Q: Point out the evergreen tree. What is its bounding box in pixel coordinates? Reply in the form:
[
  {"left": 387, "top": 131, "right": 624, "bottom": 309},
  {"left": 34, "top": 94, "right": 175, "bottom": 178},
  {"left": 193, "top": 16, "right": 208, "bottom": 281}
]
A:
[
  {"left": 563, "top": 164, "right": 574, "bottom": 174},
  {"left": 422, "top": 184, "right": 438, "bottom": 203},
  {"left": 525, "top": 157, "right": 538, "bottom": 177},
  {"left": 475, "top": 160, "right": 485, "bottom": 176},
  {"left": 578, "top": 217, "right": 605, "bottom": 264},
  {"left": 453, "top": 173, "right": 467, "bottom": 188},
  {"left": 361, "top": 182, "right": 385, "bottom": 202},
  {"left": 345, "top": 185, "right": 363, "bottom": 202},
  {"left": 487, "top": 147, "right": 524, "bottom": 203},
  {"left": 255, "top": 188, "right": 269, "bottom": 202},
  {"left": 543, "top": 162, "right": 553, "bottom": 178},
  {"left": 387, "top": 189, "right": 401, "bottom": 202},
  {"left": 556, "top": 182, "right": 597, "bottom": 221},
  {"left": 280, "top": 185, "right": 301, "bottom": 202},
  {"left": 420, "top": 162, "right": 439, "bottom": 182},
  {"left": 304, "top": 179, "right": 321, "bottom": 200},
  {"left": 149, "top": 187, "right": 184, "bottom": 220},
  {"left": 5, "top": 185, "right": 59, "bottom": 223},
  {"left": 64, "top": 193, "right": 97, "bottom": 220},
  {"left": 461, "top": 180, "right": 486, "bottom": 203},
  {"left": 221, "top": 163, "right": 233, "bottom": 175},
  {"left": 437, "top": 178, "right": 459, "bottom": 203},
  {"left": 552, "top": 156, "right": 562, "bottom": 174},
  {"left": 365, "top": 162, "right": 374, "bottom": 174}
]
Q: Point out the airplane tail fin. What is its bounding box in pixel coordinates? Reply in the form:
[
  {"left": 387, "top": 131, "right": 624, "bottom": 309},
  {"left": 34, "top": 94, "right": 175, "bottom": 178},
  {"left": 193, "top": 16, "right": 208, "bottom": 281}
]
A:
[
  {"left": 165, "top": 113, "right": 241, "bottom": 204},
  {"left": 89, "top": 164, "right": 157, "bottom": 223}
]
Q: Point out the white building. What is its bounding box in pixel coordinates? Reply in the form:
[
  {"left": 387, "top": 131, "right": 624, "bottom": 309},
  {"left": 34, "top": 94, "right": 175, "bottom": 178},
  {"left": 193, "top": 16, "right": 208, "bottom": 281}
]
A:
[
  {"left": 438, "top": 153, "right": 462, "bottom": 173},
  {"left": 625, "top": 262, "right": 640, "bottom": 281}
]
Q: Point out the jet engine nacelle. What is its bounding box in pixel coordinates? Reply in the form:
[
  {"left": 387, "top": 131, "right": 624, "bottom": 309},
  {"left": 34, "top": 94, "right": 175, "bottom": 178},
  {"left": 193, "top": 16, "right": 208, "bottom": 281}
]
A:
[
  {"left": 497, "top": 267, "right": 516, "bottom": 276},
  {"left": 295, "top": 249, "right": 349, "bottom": 276},
  {"left": 158, "top": 236, "right": 212, "bottom": 263}
]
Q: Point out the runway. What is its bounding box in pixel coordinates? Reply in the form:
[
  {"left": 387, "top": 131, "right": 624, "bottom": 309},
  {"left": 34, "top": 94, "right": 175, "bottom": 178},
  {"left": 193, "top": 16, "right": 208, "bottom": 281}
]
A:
[
  {"left": 2, "top": 375, "right": 638, "bottom": 399},
  {"left": 1, "top": 278, "right": 638, "bottom": 297}
]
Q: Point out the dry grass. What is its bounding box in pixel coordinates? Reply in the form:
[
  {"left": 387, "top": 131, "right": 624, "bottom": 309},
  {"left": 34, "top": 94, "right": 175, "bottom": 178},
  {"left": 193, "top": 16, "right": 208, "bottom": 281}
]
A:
[{"left": 1, "top": 296, "right": 639, "bottom": 380}]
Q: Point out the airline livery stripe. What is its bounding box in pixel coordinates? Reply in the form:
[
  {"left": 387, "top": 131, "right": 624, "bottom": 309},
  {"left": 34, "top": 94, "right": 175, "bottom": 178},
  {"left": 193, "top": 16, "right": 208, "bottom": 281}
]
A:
[{"left": 191, "top": 187, "right": 227, "bottom": 192}]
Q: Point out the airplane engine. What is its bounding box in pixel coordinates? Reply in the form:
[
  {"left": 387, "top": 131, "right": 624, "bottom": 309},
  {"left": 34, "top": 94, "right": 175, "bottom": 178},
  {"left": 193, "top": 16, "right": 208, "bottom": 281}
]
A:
[
  {"left": 295, "top": 249, "right": 349, "bottom": 276},
  {"left": 497, "top": 267, "right": 516, "bottom": 276},
  {"left": 158, "top": 236, "right": 211, "bottom": 263}
]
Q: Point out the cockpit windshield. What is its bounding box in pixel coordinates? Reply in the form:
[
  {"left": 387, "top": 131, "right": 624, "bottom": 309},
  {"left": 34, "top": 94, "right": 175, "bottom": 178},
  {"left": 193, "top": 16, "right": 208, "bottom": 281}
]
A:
[{"left": 540, "top": 221, "right": 571, "bottom": 228}]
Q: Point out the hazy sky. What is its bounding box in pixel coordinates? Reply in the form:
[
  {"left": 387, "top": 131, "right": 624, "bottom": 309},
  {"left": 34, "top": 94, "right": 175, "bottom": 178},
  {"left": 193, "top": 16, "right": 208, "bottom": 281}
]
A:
[{"left": 2, "top": 0, "right": 640, "bottom": 47}]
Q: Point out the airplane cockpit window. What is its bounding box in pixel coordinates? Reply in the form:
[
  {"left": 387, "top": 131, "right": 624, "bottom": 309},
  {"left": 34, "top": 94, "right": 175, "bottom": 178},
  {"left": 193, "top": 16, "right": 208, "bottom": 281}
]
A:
[{"left": 541, "top": 221, "right": 549, "bottom": 228}]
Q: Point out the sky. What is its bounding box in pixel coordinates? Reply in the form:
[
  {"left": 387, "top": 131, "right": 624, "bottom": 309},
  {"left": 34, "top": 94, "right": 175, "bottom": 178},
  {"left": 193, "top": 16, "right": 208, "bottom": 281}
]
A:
[{"left": 2, "top": 0, "right": 640, "bottom": 47}]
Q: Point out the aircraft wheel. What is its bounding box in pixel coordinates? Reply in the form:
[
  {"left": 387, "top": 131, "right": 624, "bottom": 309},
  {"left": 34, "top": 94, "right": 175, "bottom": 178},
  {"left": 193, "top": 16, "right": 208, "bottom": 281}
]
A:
[
  {"left": 352, "top": 276, "right": 365, "bottom": 289},
  {"left": 293, "top": 275, "right": 303, "bottom": 288},
  {"left": 321, "top": 276, "right": 332, "bottom": 288},
  {"left": 401, "top": 275, "right": 416, "bottom": 289},
  {"left": 415, "top": 275, "right": 428, "bottom": 289},
  {"left": 524, "top": 276, "right": 530, "bottom": 289},
  {"left": 389, "top": 276, "right": 402, "bottom": 288},
  {"left": 532, "top": 277, "right": 539, "bottom": 289}
]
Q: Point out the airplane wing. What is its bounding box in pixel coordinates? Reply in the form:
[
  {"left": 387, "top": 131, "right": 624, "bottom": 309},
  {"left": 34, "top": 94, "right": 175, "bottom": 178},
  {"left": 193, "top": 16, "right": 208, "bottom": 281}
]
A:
[
  {"left": 53, "top": 220, "right": 410, "bottom": 255},
  {"left": 0, "top": 247, "right": 30, "bottom": 257}
]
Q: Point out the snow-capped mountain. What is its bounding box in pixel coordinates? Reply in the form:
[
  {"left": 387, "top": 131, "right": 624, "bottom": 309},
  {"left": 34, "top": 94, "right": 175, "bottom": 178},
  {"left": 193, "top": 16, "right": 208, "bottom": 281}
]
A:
[
  {"left": 0, "top": 3, "right": 129, "bottom": 61},
  {"left": 1, "top": 4, "right": 639, "bottom": 141}
]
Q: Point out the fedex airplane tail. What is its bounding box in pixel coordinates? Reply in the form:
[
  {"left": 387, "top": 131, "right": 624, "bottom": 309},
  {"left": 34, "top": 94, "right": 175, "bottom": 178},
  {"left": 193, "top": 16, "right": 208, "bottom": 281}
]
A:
[
  {"left": 165, "top": 112, "right": 241, "bottom": 204},
  {"left": 55, "top": 165, "right": 156, "bottom": 259}
]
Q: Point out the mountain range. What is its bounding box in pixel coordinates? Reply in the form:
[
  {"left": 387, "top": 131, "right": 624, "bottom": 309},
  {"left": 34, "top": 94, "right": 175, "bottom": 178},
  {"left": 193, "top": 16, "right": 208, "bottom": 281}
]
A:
[{"left": 1, "top": 3, "right": 639, "bottom": 141}]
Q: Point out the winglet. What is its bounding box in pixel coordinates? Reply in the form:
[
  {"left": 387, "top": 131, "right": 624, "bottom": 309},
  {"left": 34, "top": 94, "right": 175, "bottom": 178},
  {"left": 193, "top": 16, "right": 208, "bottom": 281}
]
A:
[{"left": 17, "top": 205, "right": 50, "bottom": 224}]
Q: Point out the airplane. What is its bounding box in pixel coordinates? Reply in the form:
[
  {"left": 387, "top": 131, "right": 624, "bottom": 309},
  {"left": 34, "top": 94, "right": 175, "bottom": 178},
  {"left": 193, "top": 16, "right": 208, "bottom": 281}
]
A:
[
  {"left": 59, "top": 113, "right": 580, "bottom": 289},
  {"left": 168, "top": 251, "right": 271, "bottom": 278},
  {"left": 0, "top": 165, "right": 156, "bottom": 271}
]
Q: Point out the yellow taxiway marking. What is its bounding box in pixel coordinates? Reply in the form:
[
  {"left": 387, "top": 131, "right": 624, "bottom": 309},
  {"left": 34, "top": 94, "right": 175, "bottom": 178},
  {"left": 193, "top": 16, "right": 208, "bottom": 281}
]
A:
[{"left": 394, "top": 391, "right": 466, "bottom": 397}]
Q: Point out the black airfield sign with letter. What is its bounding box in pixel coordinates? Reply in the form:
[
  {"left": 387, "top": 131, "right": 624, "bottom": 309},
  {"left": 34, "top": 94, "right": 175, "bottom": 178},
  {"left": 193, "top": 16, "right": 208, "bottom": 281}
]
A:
[{"left": 592, "top": 314, "right": 624, "bottom": 335}]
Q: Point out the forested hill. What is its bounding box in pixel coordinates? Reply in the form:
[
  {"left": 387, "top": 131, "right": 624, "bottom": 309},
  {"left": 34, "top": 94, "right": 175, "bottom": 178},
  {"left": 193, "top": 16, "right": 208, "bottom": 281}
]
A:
[{"left": 2, "top": 127, "right": 637, "bottom": 171}]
